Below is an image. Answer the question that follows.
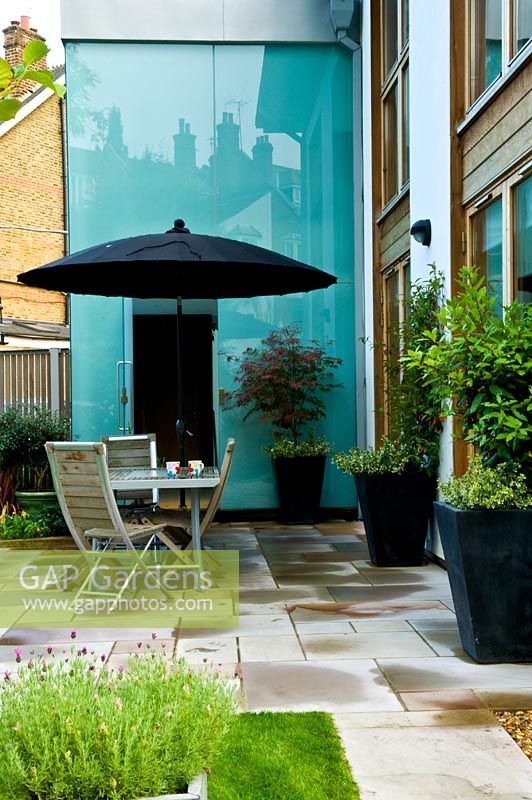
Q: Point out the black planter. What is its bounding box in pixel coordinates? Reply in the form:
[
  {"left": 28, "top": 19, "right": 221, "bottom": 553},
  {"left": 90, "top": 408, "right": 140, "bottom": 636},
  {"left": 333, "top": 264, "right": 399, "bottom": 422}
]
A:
[
  {"left": 355, "top": 471, "right": 435, "bottom": 566},
  {"left": 434, "top": 501, "right": 532, "bottom": 664},
  {"left": 273, "top": 455, "right": 327, "bottom": 525}
]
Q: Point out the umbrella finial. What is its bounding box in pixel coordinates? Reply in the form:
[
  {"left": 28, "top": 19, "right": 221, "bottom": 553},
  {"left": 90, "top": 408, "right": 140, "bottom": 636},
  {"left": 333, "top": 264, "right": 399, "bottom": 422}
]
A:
[{"left": 166, "top": 219, "right": 190, "bottom": 234}]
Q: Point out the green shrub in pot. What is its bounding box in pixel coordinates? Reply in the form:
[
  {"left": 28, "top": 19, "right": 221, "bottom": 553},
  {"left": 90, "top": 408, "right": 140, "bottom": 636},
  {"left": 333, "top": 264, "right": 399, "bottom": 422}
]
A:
[
  {"left": 333, "top": 268, "right": 444, "bottom": 566},
  {"left": 404, "top": 266, "right": 532, "bottom": 662},
  {"left": 0, "top": 407, "right": 70, "bottom": 512}
]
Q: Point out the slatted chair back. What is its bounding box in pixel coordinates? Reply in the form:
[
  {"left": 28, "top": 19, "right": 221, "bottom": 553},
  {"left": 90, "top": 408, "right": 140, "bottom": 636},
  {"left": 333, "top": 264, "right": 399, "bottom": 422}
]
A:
[
  {"left": 101, "top": 434, "right": 159, "bottom": 507},
  {"left": 45, "top": 441, "right": 137, "bottom": 551},
  {"left": 200, "top": 438, "right": 236, "bottom": 536}
]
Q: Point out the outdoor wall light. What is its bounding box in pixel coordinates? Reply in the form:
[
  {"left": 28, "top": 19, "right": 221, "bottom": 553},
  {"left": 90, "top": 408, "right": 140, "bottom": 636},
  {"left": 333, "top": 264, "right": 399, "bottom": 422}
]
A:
[{"left": 410, "top": 219, "right": 432, "bottom": 246}]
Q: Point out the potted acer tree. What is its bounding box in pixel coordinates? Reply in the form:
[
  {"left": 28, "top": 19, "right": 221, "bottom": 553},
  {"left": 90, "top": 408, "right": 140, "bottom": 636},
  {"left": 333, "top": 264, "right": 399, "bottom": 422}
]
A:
[
  {"left": 333, "top": 268, "right": 443, "bottom": 566},
  {"left": 406, "top": 266, "right": 532, "bottom": 663},
  {"left": 226, "top": 325, "right": 342, "bottom": 524}
]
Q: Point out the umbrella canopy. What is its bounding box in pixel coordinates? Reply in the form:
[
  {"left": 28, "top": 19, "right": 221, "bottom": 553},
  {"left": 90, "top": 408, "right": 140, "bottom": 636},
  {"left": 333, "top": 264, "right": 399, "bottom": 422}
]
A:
[
  {"left": 18, "top": 221, "right": 337, "bottom": 507},
  {"left": 18, "top": 230, "right": 336, "bottom": 299}
]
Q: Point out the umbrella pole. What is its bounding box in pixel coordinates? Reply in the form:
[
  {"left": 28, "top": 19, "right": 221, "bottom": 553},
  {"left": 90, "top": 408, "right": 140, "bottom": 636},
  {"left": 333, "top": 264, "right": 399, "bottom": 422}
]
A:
[{"left": 176, "top": 296, "right": 187, "bottom": 509}]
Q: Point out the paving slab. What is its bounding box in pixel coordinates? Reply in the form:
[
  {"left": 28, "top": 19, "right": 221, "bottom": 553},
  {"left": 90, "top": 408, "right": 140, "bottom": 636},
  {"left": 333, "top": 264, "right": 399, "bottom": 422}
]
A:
[
  {"left": 378, "top": 656, "right": 532, "bottom": 692},
  {"left": 299, "top": 631, "right": 437, "bottom": 660},
  {"left": 474, "top": 688, "right": 532, "bottom": 710},
  {"left": 242, "top": 659, "right": 403, "bottom": 713},
  {"left": 288, "top": 601, "right": 456, "bottom": 622},
  {"left": 303, "top": 552, "right": 368, "bottom": 563},
  {"left": 334, "top": 712, "right": 532, "bottom": 799},
  {"left": 399, "top": 689, "right": 485, "bottom": 711},
  {"left": 176, "top": 636, "right": 238, "bottom": 664},
  {"left": 330, "top": 584, "right": 454, "bottom": 603},
  {"left": 239, "top": 634, "right": 305, "bottom": 662},
  {"left": 294, "top": 620, "right": 355, "bottom": 634},
  {"left": 350, "top": 619, "right": 412, "bottom": 632},
  {"left": 415, "top": 628, "right": 467, "bottom": 657}
]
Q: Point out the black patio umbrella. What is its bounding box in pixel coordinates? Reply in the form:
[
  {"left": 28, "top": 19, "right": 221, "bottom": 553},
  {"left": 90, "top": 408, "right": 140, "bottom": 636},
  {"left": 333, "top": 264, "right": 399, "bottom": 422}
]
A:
[{"left": 18, "top": 219, "right": 336, "bottom": 503}]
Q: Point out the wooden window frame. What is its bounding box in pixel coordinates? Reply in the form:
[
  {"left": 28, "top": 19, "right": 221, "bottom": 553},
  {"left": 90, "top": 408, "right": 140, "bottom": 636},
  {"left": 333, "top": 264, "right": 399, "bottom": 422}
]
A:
[
  {"left": 465, "top": 160, "right": 532, "bottom": 304},
  {"left": 466, "top": 0, "right": 530, "bottom": 110},
  {"left": 381, "top": 257, "right": 410, "bottom": 433},
  {"left": 380, "top": 0, "right": 409, "bottom": 208}
]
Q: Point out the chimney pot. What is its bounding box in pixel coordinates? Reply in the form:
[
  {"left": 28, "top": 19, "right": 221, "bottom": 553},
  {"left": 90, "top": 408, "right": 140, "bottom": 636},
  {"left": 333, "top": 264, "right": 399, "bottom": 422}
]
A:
[
  {"left": 179, "top": 118, "right": 185, "bottom": 133},
  {"left": 20, "top": 15, "right": 30, "bottom": 30}
]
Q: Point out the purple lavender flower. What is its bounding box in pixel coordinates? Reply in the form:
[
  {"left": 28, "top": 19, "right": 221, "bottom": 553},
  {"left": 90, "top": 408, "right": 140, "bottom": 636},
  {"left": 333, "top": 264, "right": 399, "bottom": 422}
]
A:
[
  {"left": 70, "top": 630, "right": 77, "bottom": 640},
  {"left": 14, "top": 647, "right": 22, "bottom": 663}
]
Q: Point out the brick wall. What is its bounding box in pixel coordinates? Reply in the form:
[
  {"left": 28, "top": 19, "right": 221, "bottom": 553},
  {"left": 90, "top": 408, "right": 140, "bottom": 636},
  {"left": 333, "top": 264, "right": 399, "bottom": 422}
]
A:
[{"left": 0, "top": 94, "right": 67, "bottom": 324}]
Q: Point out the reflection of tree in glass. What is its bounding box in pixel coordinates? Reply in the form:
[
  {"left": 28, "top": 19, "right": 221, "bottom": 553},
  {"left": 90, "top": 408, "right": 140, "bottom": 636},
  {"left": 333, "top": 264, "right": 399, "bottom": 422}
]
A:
[{"left": 65, "top": 44, "right": 99, "bottom": 137}]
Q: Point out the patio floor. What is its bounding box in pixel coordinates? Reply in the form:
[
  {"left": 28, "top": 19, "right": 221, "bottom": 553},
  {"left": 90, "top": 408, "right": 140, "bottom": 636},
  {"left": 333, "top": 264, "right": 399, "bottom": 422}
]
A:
[{"left": 2, "top": 520, "right": 532, "bottom": 799}]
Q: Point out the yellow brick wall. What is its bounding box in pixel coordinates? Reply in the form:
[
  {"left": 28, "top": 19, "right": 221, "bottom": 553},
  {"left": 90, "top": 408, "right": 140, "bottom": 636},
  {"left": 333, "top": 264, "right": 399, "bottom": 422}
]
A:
[{"left": 0, "top": 94, "right": 67, "bottom": 324}]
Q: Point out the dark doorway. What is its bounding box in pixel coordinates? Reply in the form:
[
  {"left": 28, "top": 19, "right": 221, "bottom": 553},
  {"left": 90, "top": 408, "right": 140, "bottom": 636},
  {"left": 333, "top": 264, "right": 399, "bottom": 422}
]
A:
[{"left": 133, "top": 314, "right": 215, "bottom": 466}]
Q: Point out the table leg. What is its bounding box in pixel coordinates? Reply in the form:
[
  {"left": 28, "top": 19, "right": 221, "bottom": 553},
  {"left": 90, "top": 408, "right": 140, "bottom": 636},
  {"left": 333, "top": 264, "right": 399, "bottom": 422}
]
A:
[{"left": 190, "top": 489, "right": 201, "bottom": 552}]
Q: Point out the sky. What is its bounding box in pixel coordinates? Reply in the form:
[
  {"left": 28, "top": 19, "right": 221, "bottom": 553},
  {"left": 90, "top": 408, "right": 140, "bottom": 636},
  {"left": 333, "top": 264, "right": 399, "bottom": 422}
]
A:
[{"left": 2, "top": 0, "right": 63, "bottom": 66}]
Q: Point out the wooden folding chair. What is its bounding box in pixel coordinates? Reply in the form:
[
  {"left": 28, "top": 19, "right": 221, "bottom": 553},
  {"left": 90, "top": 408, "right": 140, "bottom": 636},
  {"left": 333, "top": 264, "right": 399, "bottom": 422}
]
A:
[
  {"left": 45, "top": 441, "right": 200, "bottom": 609},
  {"left": 102, "top": 433, "right": 159, "bottom": 511}
]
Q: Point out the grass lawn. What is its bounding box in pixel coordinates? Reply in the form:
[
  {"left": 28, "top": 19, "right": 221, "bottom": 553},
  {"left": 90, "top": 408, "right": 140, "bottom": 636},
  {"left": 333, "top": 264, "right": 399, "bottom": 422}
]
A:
[{"left": 209, "top": 711, "right": 360, "bottom": 800}]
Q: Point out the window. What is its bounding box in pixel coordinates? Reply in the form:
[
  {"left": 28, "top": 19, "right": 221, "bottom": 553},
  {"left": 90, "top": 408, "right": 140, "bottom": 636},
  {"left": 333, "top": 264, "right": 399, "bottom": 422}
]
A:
[
  {"left": 470, "top": 195, "right": 504, "bottom": 311},
  {"left": 469, "top": 0, "right": 503, "bottom": 103},
  {"left": 382, "top": 259, "right": 410, "bottom": 430},
  {"left": 466, "top": 165, "right": 532, "bottom": 309},
  {"left": 514, "top": 174, "right": 532, "bottom": 304},
  {"left": 513, "top": 0, "right": 532, "bottom": 57},
  {"left": 468, "top": 0, "right": 532, "bottom": 107},
  {"left": 380, "top": 0, "right": 409, "bottom": 207}
]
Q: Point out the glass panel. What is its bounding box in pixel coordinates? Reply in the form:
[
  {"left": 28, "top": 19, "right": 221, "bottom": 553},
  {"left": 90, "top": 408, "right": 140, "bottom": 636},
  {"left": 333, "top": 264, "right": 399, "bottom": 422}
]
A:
[
  {"left": 402, "top": 64, "right": 410, "bottom": 184},
  {"left": 514, "top": 175, "right": 532, "bottom": 304},
  {"left": 383, "top": 0, "right": 398, "bottom": 78},
  {"left": 383, "top": 82, "right": 398, "bottom": 204},
  {"left": 66, "top": 42, "right": 356, "bottom": 510},
  {"left": 402, "top": 0, "right": 410, "bottom": 45},
  {"left": 216, "top": 45, "right": 355, "bottom": 509},
  {"left": 384, "top": 270, "right": 400, "bottom": 431},
  {"left": 66, "top": 42, "right": 215, "bottom": 441},
  {"left": 513, "top": 0, "right": 532, "bottom": 56},
  {"left": 471, "top": 197, "right": 503, "bottom": 313},
  {"left": 470, "top": 0, "right": 503, "bottom": 103}
]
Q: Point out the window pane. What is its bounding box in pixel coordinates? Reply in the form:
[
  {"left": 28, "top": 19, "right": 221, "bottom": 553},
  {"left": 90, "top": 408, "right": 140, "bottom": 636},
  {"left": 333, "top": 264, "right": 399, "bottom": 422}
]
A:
[
  {"left": 402, "top": 0, "right": 410, "bottom": 45},
  {"left": 385, "top": 269, "right": 401, "bottom": 428},
  {"left": 383, "top": 83, "right": 398, "bottom": 204},
  {"left": 383, "top": 0, "right": 398, "bottom": 78},
  {"left": 514, "top": 175, "right": 532, "bottom": 304},
  {"left": 402, "top": 64, "right": 409, "bottom": 184},
  {"left": 513, "top": 0, "right": 532, "bottom": 57},
  {"left": 470, "top": 0, "right": 502, "bottom": 103},
  {"left": 471, "top": 197, "right": 503, "bottom": 313}
]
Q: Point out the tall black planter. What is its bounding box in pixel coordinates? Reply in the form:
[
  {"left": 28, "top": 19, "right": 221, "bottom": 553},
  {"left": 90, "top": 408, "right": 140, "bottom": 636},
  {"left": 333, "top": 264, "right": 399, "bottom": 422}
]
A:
[
  {"left": 434, "top": 501, "right": 532, "bottom": 664},
  {"left": 273, "top": 455, "right": 326, "bottom": 525},
  {"left": 355, "top": 471, "right": 435, "bottom": 566}
]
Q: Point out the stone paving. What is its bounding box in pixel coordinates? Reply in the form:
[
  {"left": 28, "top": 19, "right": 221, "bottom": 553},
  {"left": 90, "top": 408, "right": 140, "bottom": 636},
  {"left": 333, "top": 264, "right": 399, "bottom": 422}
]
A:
[{"left": 2, "top": 520, "right": 532, "bottom": 799}]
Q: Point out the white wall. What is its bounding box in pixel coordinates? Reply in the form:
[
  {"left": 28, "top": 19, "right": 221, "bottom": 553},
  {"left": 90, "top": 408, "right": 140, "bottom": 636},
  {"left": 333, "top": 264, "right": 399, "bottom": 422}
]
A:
[
  {"left": 361, "top": 0, "right": 376, "bottom": 448},
  {"left": 409, "top": 0, "right": 453, "bottom": 557}
]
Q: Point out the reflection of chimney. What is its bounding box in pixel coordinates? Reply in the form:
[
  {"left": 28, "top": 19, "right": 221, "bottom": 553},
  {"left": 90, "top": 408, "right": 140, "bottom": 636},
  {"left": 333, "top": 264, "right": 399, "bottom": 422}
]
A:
[
  {"left": 3, "top": 17, "right": 48, "bottom": 98},
  {"left": 252, "top": 135, "right": 273, "bottom": 185},
  {"left": 173, "top": 118, "right": 197, "bottom": 187},
  {"left": 217, "top": 111, "right": 240, "bottom": 151}
]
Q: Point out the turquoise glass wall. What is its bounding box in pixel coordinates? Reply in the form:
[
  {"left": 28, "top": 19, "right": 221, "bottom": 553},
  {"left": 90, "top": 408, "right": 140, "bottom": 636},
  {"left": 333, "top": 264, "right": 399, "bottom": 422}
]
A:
[{"left": 66, "top": 42, "right": 356, "bottom": 508}]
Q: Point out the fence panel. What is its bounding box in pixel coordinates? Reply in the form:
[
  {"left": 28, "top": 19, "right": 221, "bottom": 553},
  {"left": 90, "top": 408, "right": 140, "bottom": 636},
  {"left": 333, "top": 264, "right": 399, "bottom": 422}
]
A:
[{"left": 0, "top": 349, "right": 70, "bottom": 415}]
